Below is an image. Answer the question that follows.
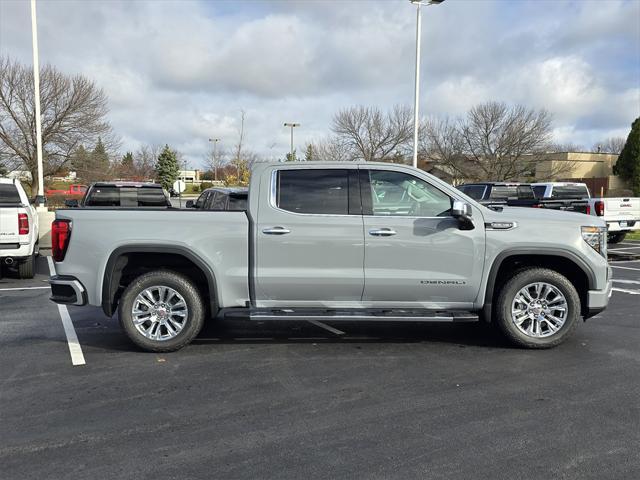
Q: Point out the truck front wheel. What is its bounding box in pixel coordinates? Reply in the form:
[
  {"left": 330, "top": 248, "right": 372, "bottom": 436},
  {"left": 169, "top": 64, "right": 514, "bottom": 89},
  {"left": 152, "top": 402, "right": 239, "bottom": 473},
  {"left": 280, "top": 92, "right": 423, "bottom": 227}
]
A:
[
  {"left": 118, "top": 270, "right": 205, "bottom": 352},
  {"left": 495, "top": 268, "right": 581, "bottom": 349},
  {"left": 608, "top": 232, "right": 626, "bottom": 244}
]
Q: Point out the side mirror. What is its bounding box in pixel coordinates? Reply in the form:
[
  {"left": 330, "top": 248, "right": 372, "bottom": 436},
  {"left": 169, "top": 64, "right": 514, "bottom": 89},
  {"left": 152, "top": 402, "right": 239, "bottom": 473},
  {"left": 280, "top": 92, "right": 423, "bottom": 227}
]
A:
[
  {"left": 64, "top": 199, "right": 79, "bottom": 208},
  {"left": 185, "top": 200, "right": 194, "bottom": 208},
  {"left": 452, "top": 200, "right": 474, "bottom": 228}
]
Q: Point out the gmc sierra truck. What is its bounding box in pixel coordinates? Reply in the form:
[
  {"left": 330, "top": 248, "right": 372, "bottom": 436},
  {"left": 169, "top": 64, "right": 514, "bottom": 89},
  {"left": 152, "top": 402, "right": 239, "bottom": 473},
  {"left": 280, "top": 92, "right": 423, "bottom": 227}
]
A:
[{"left": 49, "top": 162, "right": 612, "bottom": 352}]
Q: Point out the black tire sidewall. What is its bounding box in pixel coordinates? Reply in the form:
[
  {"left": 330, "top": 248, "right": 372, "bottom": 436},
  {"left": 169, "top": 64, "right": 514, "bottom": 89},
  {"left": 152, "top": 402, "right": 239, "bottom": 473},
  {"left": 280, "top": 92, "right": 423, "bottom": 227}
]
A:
[
  {"left": 18, "top": 253, "right": 35, "bottom": 279},
  {"left": 496, "top": 268, "right": 581, "bottom": 349},
  {"left": 608, "top": 232, "right": 626, "bottom": 244},
  {"left": 118, "top": 270, "right": 205, "bottom": 352}
]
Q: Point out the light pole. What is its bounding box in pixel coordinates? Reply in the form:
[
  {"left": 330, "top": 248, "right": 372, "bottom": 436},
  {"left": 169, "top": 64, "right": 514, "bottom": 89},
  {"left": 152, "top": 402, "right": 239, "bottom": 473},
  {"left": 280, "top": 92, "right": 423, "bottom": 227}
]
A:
[
  {"left": 283, "top": 123, "right": 300, "bottom": 161},
  {"left": 208, "top": 138, "right": 220, "bottom": 181},
  {"left": 410, "top": 0, "right": 445, "bottom": 169},
  {"left": 30, "top": 0, "right": 45, "bottom": 207}
]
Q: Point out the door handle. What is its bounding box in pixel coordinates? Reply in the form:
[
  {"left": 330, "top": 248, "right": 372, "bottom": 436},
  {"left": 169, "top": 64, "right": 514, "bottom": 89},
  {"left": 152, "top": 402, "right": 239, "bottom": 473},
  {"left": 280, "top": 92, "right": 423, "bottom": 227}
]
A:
[
  {"left": 262, "top": 226, "right": 291, "bottom": 235},
  {"left": 369, "top": 228, "right": 397, "bottom": 237}
]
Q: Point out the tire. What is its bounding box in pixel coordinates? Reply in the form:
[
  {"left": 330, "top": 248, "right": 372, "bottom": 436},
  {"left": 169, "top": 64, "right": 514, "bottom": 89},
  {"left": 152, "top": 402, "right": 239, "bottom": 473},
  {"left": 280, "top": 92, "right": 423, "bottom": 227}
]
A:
[
  {"left": 494, "top": 268, "right": 581, "bottom": 349},
  {"left": 118, "top": 270, "right": 206, "bottom": 352},
  {"left": 17, "top": 253, "right": 35, "bottom": 279},
  {"left": 608, "top": 232, "right": 626, "bottom": 244}
]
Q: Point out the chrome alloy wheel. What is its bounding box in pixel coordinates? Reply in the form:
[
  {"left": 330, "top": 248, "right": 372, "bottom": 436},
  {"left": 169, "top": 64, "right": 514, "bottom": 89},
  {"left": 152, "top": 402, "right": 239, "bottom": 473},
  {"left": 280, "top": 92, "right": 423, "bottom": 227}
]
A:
[
  {"left": 511, "top": 282, "right": 568, "bottom": 338},
  {"left": 131, "top": 286, "right": 188, "bottom": 341}
]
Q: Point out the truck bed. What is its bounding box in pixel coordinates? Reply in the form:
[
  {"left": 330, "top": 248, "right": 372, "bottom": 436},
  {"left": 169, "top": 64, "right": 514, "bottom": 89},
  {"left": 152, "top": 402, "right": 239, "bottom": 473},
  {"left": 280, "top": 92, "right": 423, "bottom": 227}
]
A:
[{"left": 53, "top": 208, "right": 250, "bottom": 308}]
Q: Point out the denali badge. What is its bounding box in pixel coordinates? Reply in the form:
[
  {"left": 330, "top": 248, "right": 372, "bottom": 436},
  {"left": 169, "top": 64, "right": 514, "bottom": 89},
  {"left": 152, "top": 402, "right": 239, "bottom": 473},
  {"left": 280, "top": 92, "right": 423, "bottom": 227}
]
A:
[{"left": 421, "top": 280, "right": 466, "bottom": 285}]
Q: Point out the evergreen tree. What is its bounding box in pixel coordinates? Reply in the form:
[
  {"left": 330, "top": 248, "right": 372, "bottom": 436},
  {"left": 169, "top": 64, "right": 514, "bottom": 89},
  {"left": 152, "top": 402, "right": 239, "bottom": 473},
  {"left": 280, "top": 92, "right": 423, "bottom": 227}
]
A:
[
  {"left": 304, "top": 144, "right": 314, "bottom": 162},
  {"left": 70, "top": 145, "right": 91, "bottom": 180},
  {"left": 614, "top": 117, "right": 640, "bottom": 195},
  {"left": 155, "top": 144, "right": 180, "bottom": 190},
  {"left": 91, "top": 137, "right": 110, "bottom": 174},
  {"left": 121, "top": 151, "right": 134, "bottom": 168},
  {"left": 119, "top": 151, "right": 135, "bottom": 179},
  {"left": 285, "top": 150, "right": 297, "bottom": 162}
]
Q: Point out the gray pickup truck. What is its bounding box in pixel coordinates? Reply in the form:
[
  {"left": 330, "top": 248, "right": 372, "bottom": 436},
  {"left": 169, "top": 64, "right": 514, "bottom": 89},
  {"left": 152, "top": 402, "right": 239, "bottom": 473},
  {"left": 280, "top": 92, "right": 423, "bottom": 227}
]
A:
[{"left": 50, "top": 162, "right": 612, "bottom": 352}]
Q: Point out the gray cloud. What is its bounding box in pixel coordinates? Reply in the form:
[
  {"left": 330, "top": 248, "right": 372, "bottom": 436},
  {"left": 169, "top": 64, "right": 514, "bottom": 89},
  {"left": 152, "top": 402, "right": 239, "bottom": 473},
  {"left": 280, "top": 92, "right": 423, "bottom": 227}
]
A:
[{"left": 0, "top": 0, "right": 638, "bottom": 167}]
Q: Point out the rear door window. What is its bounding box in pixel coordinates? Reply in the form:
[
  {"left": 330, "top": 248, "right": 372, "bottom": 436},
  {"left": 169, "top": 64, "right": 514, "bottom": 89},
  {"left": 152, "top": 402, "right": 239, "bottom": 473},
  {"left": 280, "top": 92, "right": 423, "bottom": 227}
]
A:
[
  {"left": 276, "top": 169, "right": 349, "bottom": 215},
  {"left": 0, "top": 184, "right": 21, "bottom": 204},
  {"left": 211, "top": 192, "right": 228, "bottom": 210}
]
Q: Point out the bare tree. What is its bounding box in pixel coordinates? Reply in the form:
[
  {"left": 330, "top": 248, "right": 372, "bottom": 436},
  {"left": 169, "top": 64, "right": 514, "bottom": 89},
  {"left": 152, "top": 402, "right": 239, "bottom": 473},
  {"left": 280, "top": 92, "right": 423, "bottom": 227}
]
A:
[
  {"left": 205, "top": 141, "right": 226, "bottom": 181},
  {"left": 309, "top": 136, "right": 353, "bottom": 162},
  {"left": 0, "top": 56, "right": 117, "bottom": 191},
  {"left": 456, "top": 102, "right": 553, "bottom": 181},
  {"left": 331, "top": 105, "right": 413, "bottom": 162},
  {"left": 132, "top": 145, "right": 160, "bottom": 180},
  {"left": 419, "top": 117, "right": 467, "bottom": 184},
  {"left": 592, "top": 137, "right": 625, "bottom": 154}
]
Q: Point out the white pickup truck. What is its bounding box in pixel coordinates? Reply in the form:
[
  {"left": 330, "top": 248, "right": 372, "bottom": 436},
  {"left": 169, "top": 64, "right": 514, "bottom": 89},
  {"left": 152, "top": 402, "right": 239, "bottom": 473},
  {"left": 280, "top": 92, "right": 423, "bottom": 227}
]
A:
[
  {"left": 532, "top": 182, "right": 640, "bottom": 243},
  {"left": 0, "top": 178, "right": 40, "bottom": 278}
]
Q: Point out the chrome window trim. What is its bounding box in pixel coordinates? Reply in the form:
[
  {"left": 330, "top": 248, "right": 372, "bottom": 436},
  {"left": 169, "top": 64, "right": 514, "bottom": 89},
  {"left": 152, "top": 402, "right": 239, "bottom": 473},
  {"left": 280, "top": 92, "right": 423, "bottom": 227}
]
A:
[{"left": 268, "top": 166, "right": 471, "bottom": 221}]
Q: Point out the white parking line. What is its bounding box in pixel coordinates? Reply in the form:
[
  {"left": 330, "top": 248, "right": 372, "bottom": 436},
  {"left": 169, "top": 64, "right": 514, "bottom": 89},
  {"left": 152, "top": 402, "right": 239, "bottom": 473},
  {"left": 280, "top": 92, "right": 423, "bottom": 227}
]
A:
[
  {"left": 608, "top": 246, "right": 640, "bottom": 252},
  {"left": 611, "top": 265, "right": 640, "bottom": 271},
  {"left": 613, "top": 279, "right": 640, "bottom": 285},
  {"left": 612, "top": 287, "right": 640, "bottom": 295},
  {"left": 0, "top": 286, "right": 51, "bottom": 291},
  {"left": 46, "top": 257, "right": 86, "bottom": 366}
]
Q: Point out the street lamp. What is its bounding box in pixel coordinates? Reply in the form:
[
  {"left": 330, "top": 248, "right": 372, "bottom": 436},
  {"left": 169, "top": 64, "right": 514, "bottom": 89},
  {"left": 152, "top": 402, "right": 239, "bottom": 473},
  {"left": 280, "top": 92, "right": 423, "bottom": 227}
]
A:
[
  {"left": 283, "top": 123, "right": 300, "bottom": 160},
  {"left": 410, "top": 0, "right": 445, "bottom": 169},
  {"left": 30, "top": 0, "right": 45, "bottom": 208},
  {"left": 208, "top": 138, "right": 220, "bottom": 181}
]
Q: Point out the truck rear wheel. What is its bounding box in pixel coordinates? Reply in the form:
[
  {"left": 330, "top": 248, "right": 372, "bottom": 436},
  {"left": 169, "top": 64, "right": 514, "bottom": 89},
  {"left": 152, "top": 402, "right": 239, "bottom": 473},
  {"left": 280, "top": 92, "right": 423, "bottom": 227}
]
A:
[
  {"left": 118, "top": 270, "right": 205, "bottom": 352},
  {"left": 495, "top": 268, "right": 580, "bottom": 349},
  {"left": 608, "top": 232, "right": 626, "bottom": 244},
  {"left": 17, "top": 253, "right": 35, "bottom": 279}
]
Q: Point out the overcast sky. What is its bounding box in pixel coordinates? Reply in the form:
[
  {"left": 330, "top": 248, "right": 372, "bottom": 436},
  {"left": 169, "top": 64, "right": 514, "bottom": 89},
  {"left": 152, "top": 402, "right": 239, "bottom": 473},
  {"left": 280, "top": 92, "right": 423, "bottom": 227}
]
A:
[{"left": 1, "top": 0, "right": 639, "bottom": 168}]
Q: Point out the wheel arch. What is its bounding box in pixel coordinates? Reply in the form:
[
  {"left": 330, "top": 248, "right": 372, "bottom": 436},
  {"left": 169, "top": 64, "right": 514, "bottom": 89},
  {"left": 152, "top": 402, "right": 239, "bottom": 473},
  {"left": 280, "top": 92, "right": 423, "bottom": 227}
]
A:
[
  {"left": 482, "top": 248, "right": 596, "bottom": 322},
  {"left": 101, "top": 245, "right": 219, "bottom": 317}
]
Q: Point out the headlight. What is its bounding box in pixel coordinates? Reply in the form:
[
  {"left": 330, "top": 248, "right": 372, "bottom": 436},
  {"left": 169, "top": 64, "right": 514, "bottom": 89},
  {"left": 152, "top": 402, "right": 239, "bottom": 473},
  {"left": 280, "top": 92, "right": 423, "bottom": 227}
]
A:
[{"left": 581, "top": 226, "right": 607, "bottom": 257}]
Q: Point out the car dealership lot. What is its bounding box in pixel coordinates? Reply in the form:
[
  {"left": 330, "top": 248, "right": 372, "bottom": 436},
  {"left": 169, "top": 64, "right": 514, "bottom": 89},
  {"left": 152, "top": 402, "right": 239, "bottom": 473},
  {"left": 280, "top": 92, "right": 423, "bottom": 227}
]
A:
[{"left": 1, "top": 250, "right": 639, "bottom": 480}]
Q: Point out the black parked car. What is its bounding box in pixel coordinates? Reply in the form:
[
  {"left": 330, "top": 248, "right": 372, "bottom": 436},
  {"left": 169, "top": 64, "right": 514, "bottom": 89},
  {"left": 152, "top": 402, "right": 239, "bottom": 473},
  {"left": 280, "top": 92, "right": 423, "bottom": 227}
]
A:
[
  {"left": 186, "top": 187, "right": 248, "bottom": 211},
  {"left": 457, "top": 182, "right": 542, "bottom": 208},
  {"left": 65, "top": 182, "right": 172, "bottom": 208}
]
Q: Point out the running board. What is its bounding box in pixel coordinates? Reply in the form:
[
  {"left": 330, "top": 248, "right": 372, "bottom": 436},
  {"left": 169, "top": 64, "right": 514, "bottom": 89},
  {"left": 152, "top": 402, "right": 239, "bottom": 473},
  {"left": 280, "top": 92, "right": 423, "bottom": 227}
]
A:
[{"left": 225, "top": 308, "right": 479, "bottom": 323}]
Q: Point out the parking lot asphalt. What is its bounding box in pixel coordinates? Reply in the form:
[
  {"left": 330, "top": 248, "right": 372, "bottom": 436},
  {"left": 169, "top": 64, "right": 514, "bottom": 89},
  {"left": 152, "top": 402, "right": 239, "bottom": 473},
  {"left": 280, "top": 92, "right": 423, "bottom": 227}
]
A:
[{"left": 1, "top": 244, "right": 639, "bottom": 480}]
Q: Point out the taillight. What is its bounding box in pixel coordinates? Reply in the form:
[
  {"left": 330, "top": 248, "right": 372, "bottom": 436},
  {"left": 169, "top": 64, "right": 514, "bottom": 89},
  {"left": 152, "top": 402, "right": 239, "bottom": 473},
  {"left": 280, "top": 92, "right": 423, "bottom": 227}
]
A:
[
  {"left": 586, "top": 205, "right": 591, "bottom": 215},
  {"left": 51, "top": 220, "right": 71, "bottom": 262},
  {"left": 18, "top": 213, "right": 29, "bottom": 235},
  {"left": 595, "top": 200, "right": 604, "bottom": 216}
]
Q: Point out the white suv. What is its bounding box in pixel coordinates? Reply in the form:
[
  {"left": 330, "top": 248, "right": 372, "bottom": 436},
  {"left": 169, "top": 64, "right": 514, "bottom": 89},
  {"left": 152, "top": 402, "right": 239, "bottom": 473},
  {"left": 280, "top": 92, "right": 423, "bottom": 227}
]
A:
[{"left": 0, "top": 178, "right": 39, "bottom": 278}]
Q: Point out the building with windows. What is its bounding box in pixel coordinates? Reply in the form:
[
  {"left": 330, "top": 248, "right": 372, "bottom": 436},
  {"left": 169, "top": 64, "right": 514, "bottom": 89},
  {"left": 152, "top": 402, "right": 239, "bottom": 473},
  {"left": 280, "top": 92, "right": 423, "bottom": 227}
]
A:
[{"left": 177, "top": 169, "right": 202, "bottom": 185}]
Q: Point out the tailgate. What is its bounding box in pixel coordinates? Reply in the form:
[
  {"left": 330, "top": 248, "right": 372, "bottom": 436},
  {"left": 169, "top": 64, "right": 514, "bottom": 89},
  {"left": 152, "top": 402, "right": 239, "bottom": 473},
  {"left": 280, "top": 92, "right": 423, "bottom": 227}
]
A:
[
  {"left": 0, "top": 207, "right": 20, "bottom": 243},
  {"left": 605, "top": 198, "right": 640, "bottom": 220}
]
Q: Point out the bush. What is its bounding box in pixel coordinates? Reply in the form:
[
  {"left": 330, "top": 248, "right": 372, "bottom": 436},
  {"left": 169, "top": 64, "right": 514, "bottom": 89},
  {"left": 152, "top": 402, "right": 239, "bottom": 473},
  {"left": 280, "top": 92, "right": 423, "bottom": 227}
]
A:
[{"left": 200, "top": 182, "right": 213, "bottom": 191}]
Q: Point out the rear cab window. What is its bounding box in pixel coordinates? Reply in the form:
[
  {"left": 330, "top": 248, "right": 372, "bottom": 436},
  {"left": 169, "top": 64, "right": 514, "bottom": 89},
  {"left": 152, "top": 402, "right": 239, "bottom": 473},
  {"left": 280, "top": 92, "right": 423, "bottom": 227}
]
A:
[
  {"left": 0, "top": 184, "right": 22, "bottom": 205},
  {"left": 550, "top": 185, "right": 590, "bottom": 199},
  {"left": 85, "top": 186, "right": 169, "bottom": 207}
]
